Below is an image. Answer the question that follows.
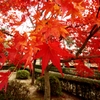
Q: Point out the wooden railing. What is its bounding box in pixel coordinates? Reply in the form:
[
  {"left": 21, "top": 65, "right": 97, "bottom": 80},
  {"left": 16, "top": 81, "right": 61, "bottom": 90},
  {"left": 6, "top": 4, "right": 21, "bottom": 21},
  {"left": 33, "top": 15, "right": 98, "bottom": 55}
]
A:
[
  {"left": 35, "top": 68, "right": 100, "bottom": 100},
  {"left": 60, "top": 78, "right": 100, "bottom": 100}
]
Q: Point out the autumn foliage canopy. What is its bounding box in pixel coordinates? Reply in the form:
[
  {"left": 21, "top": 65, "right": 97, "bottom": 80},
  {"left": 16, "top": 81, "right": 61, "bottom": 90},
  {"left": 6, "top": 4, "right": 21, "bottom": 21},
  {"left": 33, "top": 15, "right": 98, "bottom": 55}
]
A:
[{"left": 0, "top": 0, "right": 100, "bottom": 90}]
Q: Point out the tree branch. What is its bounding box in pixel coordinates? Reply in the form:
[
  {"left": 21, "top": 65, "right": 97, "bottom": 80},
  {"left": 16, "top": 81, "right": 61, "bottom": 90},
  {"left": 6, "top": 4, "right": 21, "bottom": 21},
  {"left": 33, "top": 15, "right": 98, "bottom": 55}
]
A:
[
  {"left": 76, "top": 25, "right": 100, "bottom": 57},
  {"left": 1, "top": 29, "right": 13, "bottom": 36},
  {"left": 61, "top": 55, "right": 100, "bottom": 63},
  {"left": 29, "top": 17, "right": 35, "bottom": 28}
]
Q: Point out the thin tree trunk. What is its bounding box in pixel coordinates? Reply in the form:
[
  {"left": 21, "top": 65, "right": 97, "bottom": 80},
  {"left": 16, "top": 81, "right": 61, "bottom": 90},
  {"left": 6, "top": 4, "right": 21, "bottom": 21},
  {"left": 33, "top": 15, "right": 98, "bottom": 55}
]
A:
[
  {"left": 31, "top": 60, "right": 36, "bottom": 85},
  {"left": 44, "top": 68, "right": 51, "bottom": 100}
]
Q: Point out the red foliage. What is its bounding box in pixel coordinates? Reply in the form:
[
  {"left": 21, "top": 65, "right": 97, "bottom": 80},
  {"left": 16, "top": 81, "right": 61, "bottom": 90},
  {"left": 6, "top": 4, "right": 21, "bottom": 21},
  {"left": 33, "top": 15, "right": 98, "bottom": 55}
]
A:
[
  {"left": 74, "top": 60, "right": 94, "bottom": 77},
  {"left": 34, "top": 40, "right": 73, "bottom": 75},
  {"left": 0, "top": 0, "right": 100, "bottom": 90},
  {"left": 0, "top": 71, "right": 11, "bottom": 91}
]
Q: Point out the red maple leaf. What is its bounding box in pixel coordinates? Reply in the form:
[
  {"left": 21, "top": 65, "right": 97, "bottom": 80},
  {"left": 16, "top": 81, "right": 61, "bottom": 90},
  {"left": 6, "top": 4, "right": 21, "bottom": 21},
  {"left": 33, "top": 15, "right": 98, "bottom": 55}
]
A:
[
  {"left": 20, "top": 46, "right": 34, "bottom": 70},
  {"left": 34, "top": 40, "right": 73, "bottom": 75},
  {"left": 55, "top": 0, "right": 73, "bottom": 13},
  {"left": 74, "top": 60, "right": 94, "bottom": 77},
  {"left": 0, "top": 71, "right": 11, "bottom": 91}
]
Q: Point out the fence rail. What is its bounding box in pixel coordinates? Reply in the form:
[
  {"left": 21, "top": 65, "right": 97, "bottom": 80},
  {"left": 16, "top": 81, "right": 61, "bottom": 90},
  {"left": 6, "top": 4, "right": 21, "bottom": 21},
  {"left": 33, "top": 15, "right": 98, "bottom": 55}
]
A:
[{"left": 35, "top": 68, "right": 100, "bottom": 100}]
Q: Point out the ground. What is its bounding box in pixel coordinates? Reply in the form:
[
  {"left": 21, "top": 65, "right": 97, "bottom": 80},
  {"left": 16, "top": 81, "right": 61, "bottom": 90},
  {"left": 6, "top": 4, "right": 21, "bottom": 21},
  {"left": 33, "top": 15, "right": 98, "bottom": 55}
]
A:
[{"left": 9, "top": 72, "right": 82, "bottom": 100}]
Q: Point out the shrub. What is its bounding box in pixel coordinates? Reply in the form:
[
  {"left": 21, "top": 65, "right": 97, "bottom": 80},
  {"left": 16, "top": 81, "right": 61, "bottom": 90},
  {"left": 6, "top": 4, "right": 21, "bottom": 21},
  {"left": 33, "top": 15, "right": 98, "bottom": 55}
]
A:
[
  {"left": 9, "top": 66, "right": 16, "bottom": 72},
  {"left": 0, "top": 80, "right": 30, "bottom": 100},
  {"left": 36, "top": 75, "right": 62, "bottom": 96},
  {"left": 16, "top": 70, "right": 30, "bottom": 79}
]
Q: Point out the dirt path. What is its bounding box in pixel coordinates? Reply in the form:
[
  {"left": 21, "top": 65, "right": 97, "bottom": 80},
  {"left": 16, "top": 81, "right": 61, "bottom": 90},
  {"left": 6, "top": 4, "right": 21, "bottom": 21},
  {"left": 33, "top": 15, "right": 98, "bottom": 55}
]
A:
[{"left": 8, "top": 72, "right": 82, "bottom": 100}]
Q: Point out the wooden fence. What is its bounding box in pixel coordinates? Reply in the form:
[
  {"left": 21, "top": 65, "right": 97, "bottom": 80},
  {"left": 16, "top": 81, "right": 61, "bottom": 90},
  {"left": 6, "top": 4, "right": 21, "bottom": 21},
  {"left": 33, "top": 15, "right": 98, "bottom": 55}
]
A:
[{"left": 35, "top": 68, "right": 100, "bottom": 100}]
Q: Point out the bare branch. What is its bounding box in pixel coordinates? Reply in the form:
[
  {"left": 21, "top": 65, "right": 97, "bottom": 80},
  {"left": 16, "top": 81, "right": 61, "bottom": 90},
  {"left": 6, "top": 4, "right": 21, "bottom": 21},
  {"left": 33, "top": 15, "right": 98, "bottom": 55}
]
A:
[
  {"left": 29, "top": 17, "right": 34, "bottom": 28},
  {"left": 1, "top": 29, "right": 13, "bottom": 36}
]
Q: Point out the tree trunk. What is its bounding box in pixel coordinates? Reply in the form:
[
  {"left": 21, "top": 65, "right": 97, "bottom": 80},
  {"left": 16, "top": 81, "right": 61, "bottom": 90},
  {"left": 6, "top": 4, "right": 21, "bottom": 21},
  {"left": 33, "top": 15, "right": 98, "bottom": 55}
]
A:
[
  {"left": 44, "top": 68, "right": 51, "bottom": 100},
  {"left": 31, "top": 60, "right": 36, "bottom": 85}
]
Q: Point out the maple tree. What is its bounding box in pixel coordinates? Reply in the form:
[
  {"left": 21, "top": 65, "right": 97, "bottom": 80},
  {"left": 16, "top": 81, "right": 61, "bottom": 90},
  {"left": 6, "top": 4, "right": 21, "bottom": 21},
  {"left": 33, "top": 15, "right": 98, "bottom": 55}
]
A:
[{"left": 0, "top": 0, "right": 100, "bottom": 100}]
